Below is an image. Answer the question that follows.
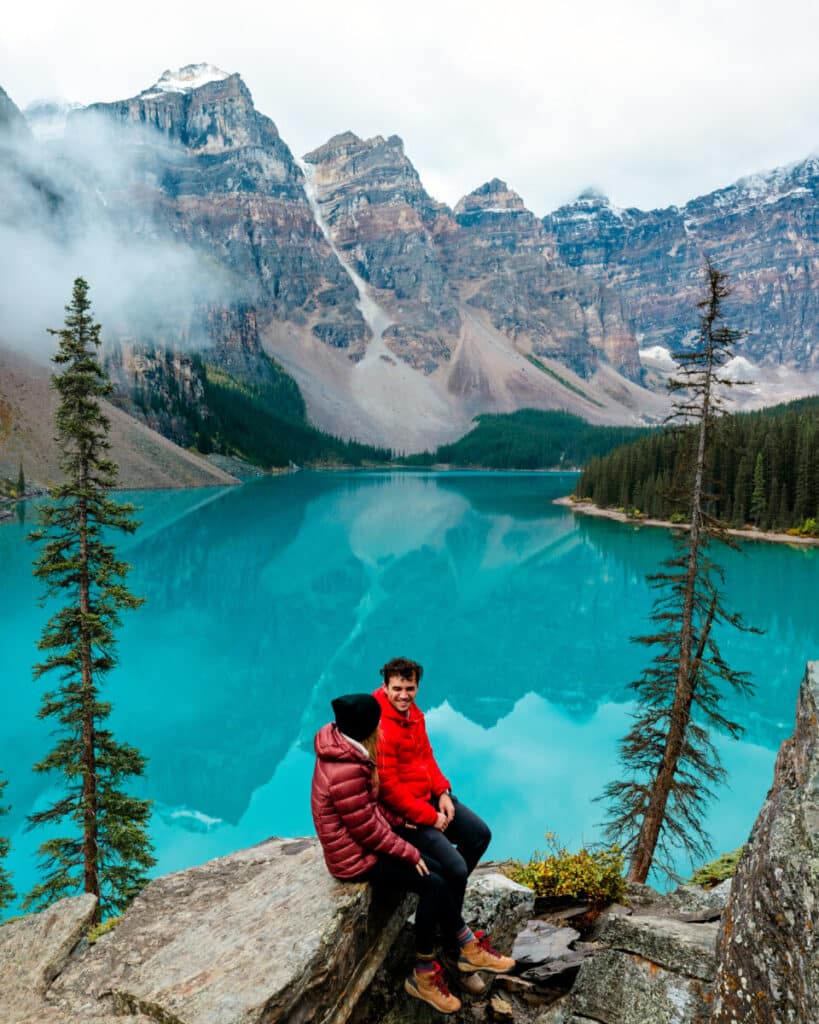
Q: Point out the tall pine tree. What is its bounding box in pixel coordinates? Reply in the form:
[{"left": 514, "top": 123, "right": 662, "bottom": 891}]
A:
[
  {"left": 0, "top": 773, "right": 15, "bottom": 910},
  {"left": 27, "top": 278, "right": 154, "bottom": 921},
  {"left": 602, "top": 262, "right": 757, "bottom": 882}
]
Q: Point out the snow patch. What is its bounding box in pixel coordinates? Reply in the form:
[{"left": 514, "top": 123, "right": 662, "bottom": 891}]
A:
[
  {"left": 141, "top": 63, "right": 231, "bottom": 99},
  {"left": 639, "top": 345, "right": 678, "bottom": 371}
]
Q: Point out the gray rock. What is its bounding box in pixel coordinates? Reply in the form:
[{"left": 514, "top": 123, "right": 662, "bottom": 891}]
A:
[
  {"left": 600, "top": 914, "right": 719, "bottom": 982},
  {"left": 570, "top": 949, "right": 713, "bottom": 1024},
  {"left": 547, "top": 908, "right": 719, "bottom": 1023},
  {"left": 513, "top": 921, "right": 581, "bottom": 966},
  {"left": 713, "top": 660, "right": 819, "bottom": 1023},
  {"left": 50, "top": 837, "right": 410, "bottom": 1024},
  {"left": 0, "top": 892, "right": 97, "bottom": 1023},
  {"left": 464, "top": 869, "right": 536, "bottom": 952},
  {"left": 666, "top": 880, "right": 732, "bottom": 914}
]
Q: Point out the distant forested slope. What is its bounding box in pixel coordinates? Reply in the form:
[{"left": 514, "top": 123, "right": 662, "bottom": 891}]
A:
[
  {"left": 404, "top": 409, "right": 650, "bottom": 469},
  {"left": 576, "top": 397, "right": 819, "bottom": 532}
]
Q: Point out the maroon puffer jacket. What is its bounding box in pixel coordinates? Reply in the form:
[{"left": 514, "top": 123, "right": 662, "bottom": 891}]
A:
[{"left": 311, "top": 723, "right": 421, "bottom": 879}]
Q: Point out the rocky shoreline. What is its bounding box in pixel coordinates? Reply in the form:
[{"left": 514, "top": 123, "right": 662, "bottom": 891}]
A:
[{"left": 555, "top": 494, "right": 819, "bottom": 548}]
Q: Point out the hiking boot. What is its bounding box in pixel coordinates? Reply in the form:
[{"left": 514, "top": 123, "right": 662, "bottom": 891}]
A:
[
  {"left": 404, "top": 963, "right": 462, "bottom": 1014},
  {"left": 457, "top": 930, "right": 516, "bottom": 974},
  {"left": 442, "top": 949, "right": 487, "bottom": 994}
]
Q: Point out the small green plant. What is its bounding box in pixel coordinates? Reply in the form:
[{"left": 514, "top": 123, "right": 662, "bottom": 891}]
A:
[
  {"left": 787, "top": 518, "right": 819, "bottom": 538},
  {"left": 689, "top": 848, "right": 744, "bottom": 888},
  {"left": 503, "top": 834, "right": 626, "bottom": 905},
  {"left": 88, "top": 915, "right": 122, "bottom": 944},
  {"left": 669, "top": 512, "right": 686, "bottom": 525}
]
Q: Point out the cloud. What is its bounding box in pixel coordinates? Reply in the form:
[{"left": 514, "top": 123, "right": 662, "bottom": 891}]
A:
[{"left": 0, "top": 110, "right": 231, "bottom": 361}]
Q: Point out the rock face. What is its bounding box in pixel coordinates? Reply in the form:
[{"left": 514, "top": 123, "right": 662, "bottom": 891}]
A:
[
  {"left": 47, "top": 837, "right": 410, "bottom": 1024},
  {"left": 79, "top": 68, "right": 367, "bottom": 349},
  {"left": 449, "top": 179, "right": 638, "bottom": 380},
  {"left": 712, "top": 660, "right": 819, "bottom": 1023},
  {"left": 543, "top": 166, "right": 819, "bottom": 372},
  {"left": 552, "top": 912, "right": 719, "bottom": 1024},
  {"left": 1, "top": 839, "right": 532, "bottom": 1024},
  {"left": 0, "top": 892, "right": 97, "bottom": 1024}
]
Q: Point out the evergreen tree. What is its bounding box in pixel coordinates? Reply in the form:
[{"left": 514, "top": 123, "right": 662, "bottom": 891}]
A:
[
  {"left": 750, "top": 452, "right": 766, "bottom": 527},
  {"left": 16, "top": 461, "right": 25, "bottom": 498},
  {"left": 27, "top": 278, "right": 155, "bottom": 921},
  {"left": 602, "top": 262, "right": 756, "bottom": 882},
  {"left": 0, "top": 773, "right": 15, "bottom": 910}
]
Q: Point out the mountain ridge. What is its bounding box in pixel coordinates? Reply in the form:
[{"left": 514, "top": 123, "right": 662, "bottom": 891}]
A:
[{"left": 2, "top": 66, "right": 818, "bottom": 464}]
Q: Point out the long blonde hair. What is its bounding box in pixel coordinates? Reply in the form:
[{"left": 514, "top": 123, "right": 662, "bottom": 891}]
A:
[{"left": 361, "top": 726, "right": 380, "bottom": 794}]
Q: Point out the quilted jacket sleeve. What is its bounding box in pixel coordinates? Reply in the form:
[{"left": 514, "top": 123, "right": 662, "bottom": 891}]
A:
[
  {"left": 378, "top": 735, "right": 440, "bottom": 826},
  {"left": 330, "top": 763, "right": 420, "bottom": 864},
  {"left": 420, "top": 724, "right": 451, "bottom": 798}
]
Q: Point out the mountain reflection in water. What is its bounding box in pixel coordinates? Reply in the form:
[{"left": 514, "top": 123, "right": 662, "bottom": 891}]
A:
[{"left": 1, "top": 471, "right": 815, "bottom": 908}]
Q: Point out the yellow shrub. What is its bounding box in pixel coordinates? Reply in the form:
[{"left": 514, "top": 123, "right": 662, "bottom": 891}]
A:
[{"left": 503, "top": 833, "right": 626, "bottom": 905}]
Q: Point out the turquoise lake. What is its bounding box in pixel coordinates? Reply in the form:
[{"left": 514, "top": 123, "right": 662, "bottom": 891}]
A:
[{"left": 1, "top": 470, "right": 817, "bottom": 912}]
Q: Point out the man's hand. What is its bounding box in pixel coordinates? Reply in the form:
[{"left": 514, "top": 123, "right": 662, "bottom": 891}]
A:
[
  {"left": 415, "top": 857, "right": 430, "bottom": 876},
  {"left": 438, "top": 792, "right": 456, "bottom": 824},
  {"left": 434, "top": 812, "right": 448, "bottom": 831}
]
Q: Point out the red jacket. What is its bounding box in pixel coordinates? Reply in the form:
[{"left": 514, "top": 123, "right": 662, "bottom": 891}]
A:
[
  {"left": 311, "top": 723, "right": 420, "bottom": 879},
  {"left": 373, "top": 688, "right": 451, "bottom": 827}
]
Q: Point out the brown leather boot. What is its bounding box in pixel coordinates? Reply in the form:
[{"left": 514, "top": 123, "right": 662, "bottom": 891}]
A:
[
  {"left": 404, "top": 962, "right": 462, "bottom": 1014},
  {"left": 457, "top": 930, "right": 516, "bottom": 974}
]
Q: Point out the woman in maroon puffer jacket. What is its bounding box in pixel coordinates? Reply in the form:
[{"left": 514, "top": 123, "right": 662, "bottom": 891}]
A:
[{"left": 311, "top": 693, "right": 466, "bottom": 1014}]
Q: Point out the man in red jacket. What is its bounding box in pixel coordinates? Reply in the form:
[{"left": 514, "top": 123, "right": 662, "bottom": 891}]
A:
[{"left": 374, "top": 656, "right": 514, "bottom": 974}]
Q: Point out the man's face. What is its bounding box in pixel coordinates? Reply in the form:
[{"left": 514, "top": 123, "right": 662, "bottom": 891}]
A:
[{"left": 384, "top": 674, "right": 418, "bottom": 715}]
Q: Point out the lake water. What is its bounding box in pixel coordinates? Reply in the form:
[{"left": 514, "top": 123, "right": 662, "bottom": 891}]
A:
[{"left": 1, "top": 471, "right": 817, "bottom": 913}]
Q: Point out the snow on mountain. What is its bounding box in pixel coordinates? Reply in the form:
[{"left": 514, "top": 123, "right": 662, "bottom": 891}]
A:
[{"left": 140, "top": 63, "right": 231, "bottom": 99}]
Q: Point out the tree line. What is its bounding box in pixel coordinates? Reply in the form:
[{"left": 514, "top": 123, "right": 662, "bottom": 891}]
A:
[
  {"left": 576, "top": 396, "right": 819, "bottom": 533},
  {"left": 404, "top": 409, "right": 649, "bottom": 470}
]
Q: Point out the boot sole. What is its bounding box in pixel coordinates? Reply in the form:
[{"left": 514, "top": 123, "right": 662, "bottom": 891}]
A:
[
  {"left": 404, "top": 977, "right": 461, "bottom": 1014},
  {"left": 457, "top": 960, "right": 516, "bottom": 974}
]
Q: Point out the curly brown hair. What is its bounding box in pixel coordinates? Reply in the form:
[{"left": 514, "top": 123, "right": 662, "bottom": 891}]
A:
[{"left": 380, "top": 657, "right": 424, "bottom": 684}]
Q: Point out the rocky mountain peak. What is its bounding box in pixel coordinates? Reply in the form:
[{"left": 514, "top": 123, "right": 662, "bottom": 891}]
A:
[
  {"left": 454, "top": 178, "right": 528, "bottom": 217},
  {"left": 140, "top": 63, "right": 233, "bottom": 99}
]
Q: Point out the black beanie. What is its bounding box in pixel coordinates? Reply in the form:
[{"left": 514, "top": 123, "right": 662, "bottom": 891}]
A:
[{"left": 331, "top": 693, "right": 381, "bottom": 741}]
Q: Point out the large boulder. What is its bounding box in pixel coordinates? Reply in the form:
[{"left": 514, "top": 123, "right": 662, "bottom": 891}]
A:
[
  {"left": 0, "top": 892, "right": 97, "bottom": 1023},
  {"left": 547, "top": 913, "right": 718, "bottom": 1024},
  {"left": 47, "top": 837, "right": 410, "bottom": 1024},
  {"left": 712, "top": 661, "right": 819, "bottom": 1023}
]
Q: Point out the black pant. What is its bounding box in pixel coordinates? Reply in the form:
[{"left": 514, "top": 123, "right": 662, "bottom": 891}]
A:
[
  {"left": 361, "top": 851, "right": 464, "bottom": 954},
  {"left": 398, "top": 797, "right": 491, "bottom": 919}
]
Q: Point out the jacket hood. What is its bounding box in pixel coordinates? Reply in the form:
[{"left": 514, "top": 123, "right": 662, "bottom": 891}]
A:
[
  {"left": 314, "top": 722, "right": 371, "bottom": 763},
  {"left": 373, "top": 686, "right": 423, "bottom": 725}
]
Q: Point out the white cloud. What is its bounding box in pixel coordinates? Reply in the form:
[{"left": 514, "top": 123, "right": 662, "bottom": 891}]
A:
[{"left": 2, "top": 0, "right": 819, "bottom": 214}]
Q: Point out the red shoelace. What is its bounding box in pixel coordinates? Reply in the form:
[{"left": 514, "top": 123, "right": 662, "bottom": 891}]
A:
[
  {"left": 474, "top": 930, "right": 502, "bottom": 958},
  {"left": 427, "top": 963, "right": 452, "bottom": 995}
]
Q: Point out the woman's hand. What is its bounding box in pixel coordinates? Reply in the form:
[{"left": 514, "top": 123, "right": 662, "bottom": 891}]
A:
[
  {"left": 434, "top": 812, "right": 448, "bottom": 831},
  {"left": 415, "top": 857, "right": 430, "bottom": 876}
]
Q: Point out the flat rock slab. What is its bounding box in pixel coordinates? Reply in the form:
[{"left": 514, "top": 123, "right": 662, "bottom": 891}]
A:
[
  {"left": 513, "top": 921, "right": 581, "bottom": 967},
  {"left": 51, "top": 837, "right": 408, "bottom": 1024},
  {"left": 601, "top": 913, "right": 719, "bottom": 981},
  {"left": 0, "top": 892, "right": 97, "bottom": 1022},
  {"left": 570, "top": 948, "right": 714, "bottom": 1024}
]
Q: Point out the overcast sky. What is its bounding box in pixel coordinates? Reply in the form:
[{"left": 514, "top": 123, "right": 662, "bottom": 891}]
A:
[{"left": 3, "top": 0, "right": 819, "bottom": 215}]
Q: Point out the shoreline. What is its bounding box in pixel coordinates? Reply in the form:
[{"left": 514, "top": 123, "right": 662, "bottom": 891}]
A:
[{"left": 555, "top": 496, "right": 819, "bottom": 548}]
